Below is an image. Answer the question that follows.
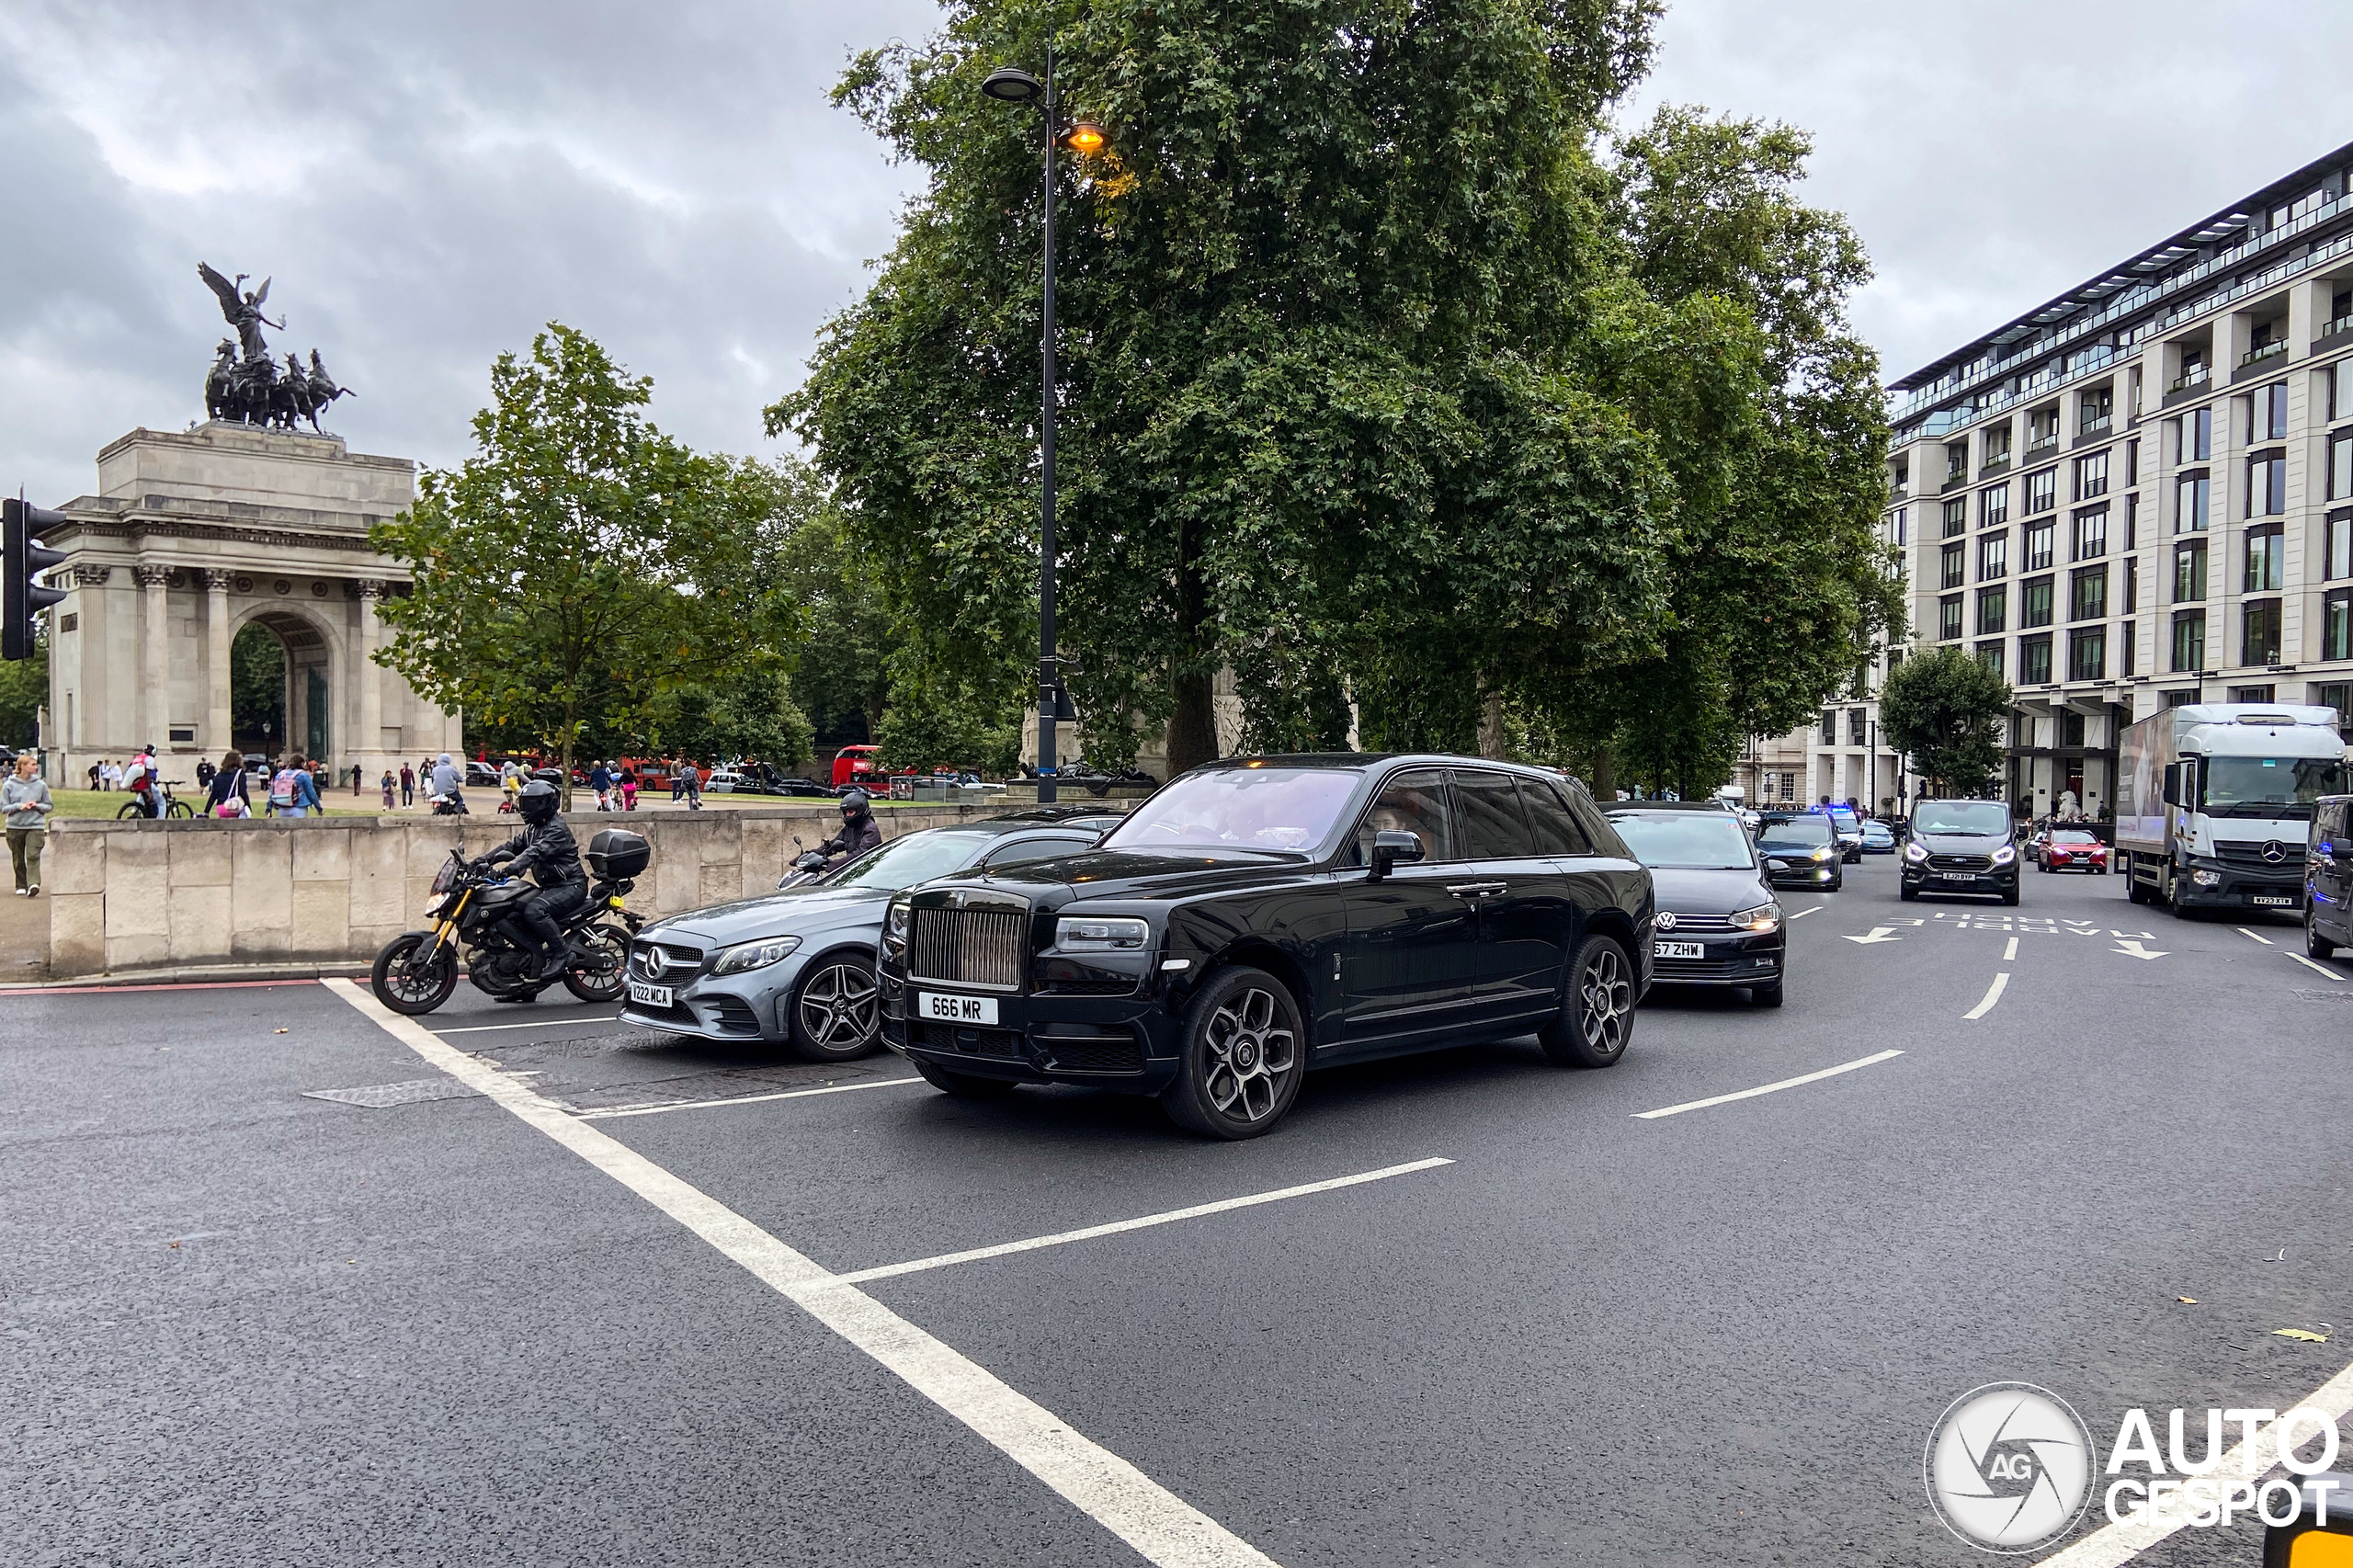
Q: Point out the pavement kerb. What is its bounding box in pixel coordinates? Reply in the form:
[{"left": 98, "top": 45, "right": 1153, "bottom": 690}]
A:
[{"left": 0, "top": 960, "right": 371, "bottom": 992}]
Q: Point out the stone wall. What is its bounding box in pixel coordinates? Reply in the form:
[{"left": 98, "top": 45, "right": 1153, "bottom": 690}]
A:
[{"left": 42, "top": 805, "right": 1022, "bottom": 979}]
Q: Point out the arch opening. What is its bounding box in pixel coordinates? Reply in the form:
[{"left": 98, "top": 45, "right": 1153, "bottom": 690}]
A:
[{"left": 231, "top": 610, "right": 331, "bottom": 761}]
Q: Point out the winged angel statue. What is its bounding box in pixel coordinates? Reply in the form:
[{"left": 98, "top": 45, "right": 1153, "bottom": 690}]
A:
[{"left": 197, "top": 262, "right": 356, "bottom": 432}]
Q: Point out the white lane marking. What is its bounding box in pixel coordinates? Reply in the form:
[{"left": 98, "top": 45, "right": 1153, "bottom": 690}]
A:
[
  {"left": 2035, "top": 1356, "right": 2353, "bottom": 1567},
  {"left": 1633, "top": 1051, "right": 1904, "bottom": 1120},
  {"left": 321, "top": 979, "right": 1279, "bottom": 1568},
  {"left": 2290, "top": 952, "right": 2345, "bottom": 981},
  {"left": 1786, "top": 906, "right": 1821, "bottom": 920},
  {"left": 2003, "top": 937, "right": 2019, "bottom": 961},
  {"left": 2234, "top": 926, "right": 2275, "bottom": 946},
  {"left": 435, "top": 1015, "right": 625, "bottom": 1035},
  {"left": 1962, "top": 972, "right": 2010, "bottom": 1020},
  {"left": 1841, "top": 926, "right": 1902, "bottom": 945},
  {"left": 577, "top": 1077, "right": 926, "bottom": 1119},
  {"left": 825, "top": 1158, "right": 1454, "bottom": 1289}
]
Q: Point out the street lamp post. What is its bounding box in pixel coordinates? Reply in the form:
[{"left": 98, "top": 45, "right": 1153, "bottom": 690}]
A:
[{"left": 981, "top": 62, "right": 1104, "bottom": 806}]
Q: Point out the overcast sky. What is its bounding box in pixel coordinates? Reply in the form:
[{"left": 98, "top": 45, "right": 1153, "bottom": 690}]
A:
[{"left": 4, "top": 1, "right": 2350, "bottom": 506}]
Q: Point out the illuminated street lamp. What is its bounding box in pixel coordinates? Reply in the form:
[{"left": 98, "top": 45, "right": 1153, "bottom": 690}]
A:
[{"left": 979, "top": 61, "right": 1105, "bottom": 803}]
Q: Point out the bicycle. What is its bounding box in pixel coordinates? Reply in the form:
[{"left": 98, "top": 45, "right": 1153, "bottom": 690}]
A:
[{"left": 118, "top": 778, "right": 196, "bottom": 821}]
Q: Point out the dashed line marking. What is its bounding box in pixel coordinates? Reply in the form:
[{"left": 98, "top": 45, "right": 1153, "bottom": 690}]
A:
[
  {"left": 1962, "top": 972, "right": 2010, "bottom": 1020},
  {"left": 2235, "top": 926, "right": 2276, "bottom": 946},
  {"left": 1787, "top": 906, "right": 1821, "bottom": 920},
  {"left": 2003, "top": 937, "right": 2019, "bottom": 961},
  {"left": 1634, "top": 1051, "right": 1904, "bottom": 1120},
  {"left": 2290, "top": 953, "right": 2345, "bottom": 982}
]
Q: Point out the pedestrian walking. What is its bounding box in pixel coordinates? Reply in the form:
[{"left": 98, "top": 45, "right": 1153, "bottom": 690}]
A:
[
  {"left": 102, "top": 760, "right": 121, "bottom": 791},
  {"left": 205, "top": 749, "right": 252, "bottom": 818},
  {"left": 195, "top": 757, "right": 217, "bottom": 793},
  {"left": 620, "top": 765, "right": 639, "bottom": 812},
  {"left": 589, "top": 759, "right": 613, "bottom": 812},
  {"left": 6, "top": 752, "right": 53, "bottom": 896},
  {"left": 381, "top": 770, "right": 396, "bottom": 809},
  {"left": 270, "top": 754, "right": 322, "bottom": 818},
  {"left": 682, "top": 762, "right": 703, "bottom": 812},
  {"left": 86, "top": 760, "right": 101, "bottom": 791},
  {"left": 670, "top": 762, "right": 685, "bottom": 803},
  {"left": 399, "top": 763, "right": 415, "bottom": 806}
]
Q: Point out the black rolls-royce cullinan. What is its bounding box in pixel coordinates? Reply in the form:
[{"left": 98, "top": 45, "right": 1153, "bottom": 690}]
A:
[{"left": 878, "top": 755, "right": 1655, "bottom": 1139}]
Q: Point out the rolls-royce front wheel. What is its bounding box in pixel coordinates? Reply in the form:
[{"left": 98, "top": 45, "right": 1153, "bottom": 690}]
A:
[{"left": 1159, "top": 965, "right": 1304, "bottom": 1140}]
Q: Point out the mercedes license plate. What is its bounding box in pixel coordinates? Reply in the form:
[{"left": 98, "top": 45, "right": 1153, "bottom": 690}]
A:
[
  {"left": 2252, "top": 895, "right": 2296, "bottom": 907},
  {"left": 627, "top": 979, "right": 673, "bottom": 1008},
  {"left": 921, "top": 992, "right": 999, "bottom": 1026},
  {"left": 1654, "top": 940, "right": 1704, "bottom": 959}
]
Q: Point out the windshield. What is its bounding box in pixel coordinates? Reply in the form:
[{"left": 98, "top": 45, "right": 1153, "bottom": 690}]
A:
[
  {"left": 829, "top": 830, "right": 990, "bottom": 890},
  {"left": 1606, "top": 813, "right": 1756, "bottom": 870},
  {"left": 2052, "top": 829, "right": 2098, "bottom": 845},
  {"left": 1101, "top": 767, "right": 1359, "bottom": 854},
  {"left": 1913, "top": 801, "right": 2010, "bottom": 836},
  {"left": 1824, "top": 807, "right": 1859, "bottom": 829},
  {"left": 1757, "top": 816, "right": 1832, "bottom": 849},
  {"left": 2202, "top": 756, "right": 2353, "bottom": 821}
]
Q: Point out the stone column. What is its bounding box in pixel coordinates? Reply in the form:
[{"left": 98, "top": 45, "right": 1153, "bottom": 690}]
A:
[
  {"left": 356, "top": 580, "right": 386, "bottom": 762},
  {"left": 134, "top": 563, "right": 170, "bottom": 749},
  {"left": 205, "top": 570, "right": 233, "bottom": 755}
]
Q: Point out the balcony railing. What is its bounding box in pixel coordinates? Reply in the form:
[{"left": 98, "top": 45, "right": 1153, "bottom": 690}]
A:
[
  {"left": 2239, "top": 339, "right": 2288, "bottom": 369},
  {"left": 2168, "top": 366, "right": 2211, "bottom": 393},
  {"left": 1979, "top": 455, "right": 2011, "bottom": 477},
  {"left": 2324, "top": 313, "right": 2353, "bottom": 341},
  {"left": 2025, "top": 434, "right": 2059, "bottom": 456},
  {"left": 2078, "top": 415, "right": 2112, "bottom": 437}
]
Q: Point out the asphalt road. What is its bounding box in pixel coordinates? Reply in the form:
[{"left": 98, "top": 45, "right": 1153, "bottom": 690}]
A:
[{"left": 5, "top": 853, "right": 2347, "bottom": 1567}]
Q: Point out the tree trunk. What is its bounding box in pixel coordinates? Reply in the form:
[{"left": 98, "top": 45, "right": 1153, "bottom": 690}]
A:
[
  {"left": 1477, "top": 690, "right": 1506, "bottom": 760},
  {"left": 1164, "top": 524, "right": 1218, "bottom": 778},
  {"left": 1591, "top": 744, "right": 1615, "bottom": 801},
  {"left": 559, "top": 703, "right": 576, "bottom": 813}
]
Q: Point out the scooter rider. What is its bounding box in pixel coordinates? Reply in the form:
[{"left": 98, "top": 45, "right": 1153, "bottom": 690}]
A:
[
  {"left": 478, "top": 779, "right": 585, "bottom": 981},
  {"left": 817, "top": 787, "right": 881, "bottom": 865}
]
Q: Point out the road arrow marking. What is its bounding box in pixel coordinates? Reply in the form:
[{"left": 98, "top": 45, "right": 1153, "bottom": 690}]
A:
[
  {"left": 1843, "top": 927, "right": 1904, "bottom": 945},
  {"left": 2110, "top": 930, "right": 2154, "bottom": 939},
  {"left": 2113, "top": 940, "right": 2167, "bottom": 960}
]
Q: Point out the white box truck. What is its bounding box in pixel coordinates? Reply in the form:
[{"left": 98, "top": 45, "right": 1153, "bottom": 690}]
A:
[{"left": 2115, "top": 703, "right": 2350, "bottom": 915}]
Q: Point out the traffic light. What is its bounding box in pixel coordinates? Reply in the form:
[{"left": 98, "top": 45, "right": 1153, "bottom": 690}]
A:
[{"left": 2, "top": 497, "right": 69, "bottom": 661}]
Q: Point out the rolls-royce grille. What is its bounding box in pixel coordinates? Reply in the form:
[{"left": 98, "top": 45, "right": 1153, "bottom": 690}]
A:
[{"left": 908, "top": 906, "right": 1027, "bottom": 990}]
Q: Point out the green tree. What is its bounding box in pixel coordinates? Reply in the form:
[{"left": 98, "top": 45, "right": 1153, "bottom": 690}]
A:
[
  {"left": 1877, "top": 647, "right": 2011, "bottom": 797},
  {"left": 774, "top": 506, "right": 892, "bottom": 746},
  {"left": 0, "top": 634, "right": 45, "bottom": 751},
  {"left": 372, "top": 325, "right": 801, "bottom": 803}
]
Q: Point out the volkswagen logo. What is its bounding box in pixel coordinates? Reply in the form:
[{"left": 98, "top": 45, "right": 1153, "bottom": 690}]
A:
[
  {"left": 1655, "top": 911, "right": 1678, "bottom": 931},
  {"left": 2261, "top": 839, "right": 2288, "bottom": 864}
]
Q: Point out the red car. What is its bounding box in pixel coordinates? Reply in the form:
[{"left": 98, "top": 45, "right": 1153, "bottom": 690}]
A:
[{"left": 2037, "top": 827, "right": 2109, "bottom": 873}]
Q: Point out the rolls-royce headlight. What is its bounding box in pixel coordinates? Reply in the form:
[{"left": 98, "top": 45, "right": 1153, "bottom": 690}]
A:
[
  {"left": 1727, "top": 903, "right": 1781, "bottom": 933},
  {"left": 710, "top": 936, "right": 801, "bottom": 975},
  {"left": 1056, "top": 915, "right": 1150, "bottom": 951}
]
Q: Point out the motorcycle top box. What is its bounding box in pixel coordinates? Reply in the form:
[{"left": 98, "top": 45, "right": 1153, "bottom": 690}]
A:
[{"left": 587, "top": 829, "right": 652, "bottom": 881}]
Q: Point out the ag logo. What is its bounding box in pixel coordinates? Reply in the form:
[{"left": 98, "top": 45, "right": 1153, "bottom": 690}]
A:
[{"left": 1924, "top": 1383, "right": 2097, "bottom": 1553}]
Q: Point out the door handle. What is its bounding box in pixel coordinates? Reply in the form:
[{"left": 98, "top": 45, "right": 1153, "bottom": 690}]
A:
[{"left": 1445, "top": 882, "right": 1508, "bottom": 898}]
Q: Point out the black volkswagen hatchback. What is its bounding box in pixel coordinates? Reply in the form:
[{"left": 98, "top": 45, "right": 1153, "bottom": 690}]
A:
[
  {"left": 879, "top": 755, "right": 1654, "bottom": 1139},
  {"left": 1602, "top": 801, "right": 1786, "bottom": 1006}
]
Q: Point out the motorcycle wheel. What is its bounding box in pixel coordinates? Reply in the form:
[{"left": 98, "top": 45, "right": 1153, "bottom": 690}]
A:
[
  {"left": 371, "top": 933, "right": 459, "bottom": 1015},
  {"left": 563, "top": 923, "right": 630, "bottom": 1004}
]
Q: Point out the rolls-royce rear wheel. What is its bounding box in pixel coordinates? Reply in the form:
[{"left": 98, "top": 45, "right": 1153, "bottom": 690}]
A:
[{"left": 1158, "top": 965, "right": 1304, "bottom": 1141}]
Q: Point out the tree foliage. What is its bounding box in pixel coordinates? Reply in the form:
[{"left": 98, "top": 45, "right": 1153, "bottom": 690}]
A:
[
  {"left": 0, "top": 634, "right": 44, "bottom": 752},
  {"left": 373, "top": 325, "right": 801, "bottom": 800},
  {"left": 778, "top": 0, "right": 1894, "bottom": 786},
  {"left": 1877, "top": 647, "right": 2011, "bottom": 797}
]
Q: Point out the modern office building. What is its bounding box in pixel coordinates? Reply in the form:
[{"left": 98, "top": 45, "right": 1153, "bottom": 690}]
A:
[{"left": 1796, "top": 141, "right": 2353, "bottom": 818}]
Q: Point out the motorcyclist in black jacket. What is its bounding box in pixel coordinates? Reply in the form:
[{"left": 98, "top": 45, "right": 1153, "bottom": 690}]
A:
[
  {"left": 479, "top": 779, "right": 585, "bottom": 980},
  {"left": 817, "top": 787, "right": 881, "bottom": 865}
]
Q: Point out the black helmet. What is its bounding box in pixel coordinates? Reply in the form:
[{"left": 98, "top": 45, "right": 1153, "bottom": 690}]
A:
[
  {"left": 518, "top": 778, "right": 561, "bottom": 824},
  {"left": 839, "top": 787, "right": 871, "bottom": 816}
]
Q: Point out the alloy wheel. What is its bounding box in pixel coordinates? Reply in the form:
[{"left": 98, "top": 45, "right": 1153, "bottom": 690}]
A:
[
  {"left": 1202, "top": 986, "right": 1297, "bottom": 1122},
  {"left": 1580, "top": 946, "right": 1633, "bottom": 1056},
  {"left": 798, "top": 961, "right": 880, "bottom": 1054}
]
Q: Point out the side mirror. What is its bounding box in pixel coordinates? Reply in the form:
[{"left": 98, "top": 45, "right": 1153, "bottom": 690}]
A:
[
  {"left": 2161, "top": 763, "right": 2181, "bottom": 809},
  {"left": 1368, "top": 829, "right": 1426, "bottom": 881},
  {"left": 2332, "top": 842, "right": 2353, "bottom": 863}
]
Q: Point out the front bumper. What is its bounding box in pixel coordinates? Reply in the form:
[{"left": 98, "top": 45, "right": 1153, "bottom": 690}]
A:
[
  {"left": 1647, "top": 930, "right": 1785, "bottom": 987},
  {"left": 618, "top": 937, "right": 798, "bottom": 1041},
  {"left": 1761, "top": 858, "right": 1839, "bottom": 886},
  {"left": 879, "top": 963, "right": 1180, "bottom": 1091},
  {"left": 1901, "top": 861, "right": 2018, "bottom": 895},
  {"left": 2170, "top": 866, "right": 2302, "bottom": 910}
]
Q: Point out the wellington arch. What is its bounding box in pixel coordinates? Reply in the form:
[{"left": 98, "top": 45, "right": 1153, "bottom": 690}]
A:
[{"left": 41, "top": 422, "right": 460, "bottom": 784}]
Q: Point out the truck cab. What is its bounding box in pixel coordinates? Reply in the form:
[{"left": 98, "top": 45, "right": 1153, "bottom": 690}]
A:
[{"left": 2116, "top": 704, "right": 2352, "bottom": 915}]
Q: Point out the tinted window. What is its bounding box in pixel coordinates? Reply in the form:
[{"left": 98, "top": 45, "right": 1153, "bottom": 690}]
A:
[
  {"left": 1756, "top": 815, "right": 1833, "bottom": 850},
  {"left": 1454, "top": 771, "right": 1537, "bottom": 860},
  {"left": 1911, "top": 801, "right": 2011, "bottom": 836},
  {"left": 1350, "top": 769, "right": 1453, "bottom": 864},
  {"left": 1102, "top": 767, "right": 1359, "bottom": 852},
  {"left": 980, "top": 834, "right": 1089, "bottom": 868},
  {"left": 2050, "top": 829, "right": 2098, "bottom": 845},
  {"left": 1605, "top": 812, "right": 1755, "bottom": 870},
  {"left": 830, "top": 831, "right": 995, "bottom": 889},
  {"left": 1518, "top": 779, "right": 1593, "bottom": 855}
]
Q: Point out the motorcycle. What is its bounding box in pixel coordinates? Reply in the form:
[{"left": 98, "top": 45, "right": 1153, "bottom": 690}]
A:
[
  {"left": 369, "top": 833, "right": 648, "bottom": 1014},
  {"left": 776, "top": 838, "right": 835, "bottom": 891}
]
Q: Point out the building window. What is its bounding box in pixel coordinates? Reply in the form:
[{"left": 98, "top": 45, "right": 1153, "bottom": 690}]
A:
[
  {"left": 2176, "top": 473, "right": 2209, "bottom": 533},
  {"left": 2325, "top": 589, "right": 2353, "bottom": 662},
  {"left": 2021, "top": 575, "right": 2054, "bottom": 628},
  {"left": 2247, "top": 449, "right": 2287, "bottom": 517},
  {"left": 1942, "top": 498, "right": 1968, "bottom": 538},
  {"left": 2061, "top": 710, "right": 2086, "bottom": 748},
  {"left": 2080, "top": 386, "right": 2113, "bottom": 435},
  {"left": 2072, "top": 509, "right": 2107, "bottom": 560},
  {"left": 2174, "top": 540, "right": 2208, "bottom": 602},
  {"left": 2333, "top": 433, "right": 2353, "bottom": 502},
  {"left": 2177, "top": 406, "right": 2212, "bottom": 463},
  {"left": 1983, "top": 426, "right": 2012, "bottom": 471},
  {"left": 1820, "top": 709, "right": 1836, "bottom": 744},
  {"left": 1975, "top": 642, "right": 2004, "bottom": 677},
  {"left": 1847, "top": 708, "right": 1867, "bottom": 746},
  {"left": 1941, "top": 540, "right": 1965, "bottom": 589},
  {"left": 2243, "top": 599, "right": 2282, "bottom": 666},
  {"left": 2227, "top": 683, "right": 2276, "bottom": 703},
  {"left": 1977, "top": 585, "right": 2006, "bottom": 634},
  {"left": 1890, "top": 506, "right": 1907, "bottom": 546},
  {"left": 2335, "top": 365, "right": 2353, "bottom": 422},
  {"left": 2126, "top": 437, "right": 2140, "bottom": 487},
  {"left": 2018, "top": 634, "right": 2052, "bottom": 685},
  {"left": 2172, "top": 610, "right": 2206, "bottom": 672},
  {"left": 1779, "top": 771, "right": 1795, "bottom": 802},
  {"left": 1946, "top": 441, "right": 1969, "bottom": 480},
  {"left": 2068, "top": 628, "right": 2105, "bottom": 681},
  {"left": 2025, "top": 468, "right": 2057, "bottom": 513},
  {"left": 2330, "top": 511, "right": 2353, "bottom": 580},
  {"left": 2316, "top": 685, "right": 2353, "bottom": 740},
  {"left": 2074, "top": 450, "right": 2109, "bottom": 501},
  {"left": 1981, "top": 483, "right": 2009, "bottom": 528},
  {"left": 2123, "top": 555, "right": 2139, "bottom": 614},
  {"left": 2257, "top": 381, "right": 2289, "bottom": 442},
  {"left": 2069, "top": 565, "right": 2108, "bottom": 621},
  {"left": 2025, "top": 521, "right": 2055, "bottom": 572},
  {"left": 2120, "top": 619, "right": 2136, "bottom": 676},
  {"left": 1979, "top": 533, "right": 2007, "bottom": 580},
  {"left": 1938, "top": 595, "right": 1963, "bottom": 641},
  {"left": 2244, "top": 522, "right": 2285, "bottom": 593},
  {"left": 2028, "top": 407, "right": 2060, "bottom": 453},
  {"left": 2125, "top": 493, "right": 2139, "bottom": 549}
]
